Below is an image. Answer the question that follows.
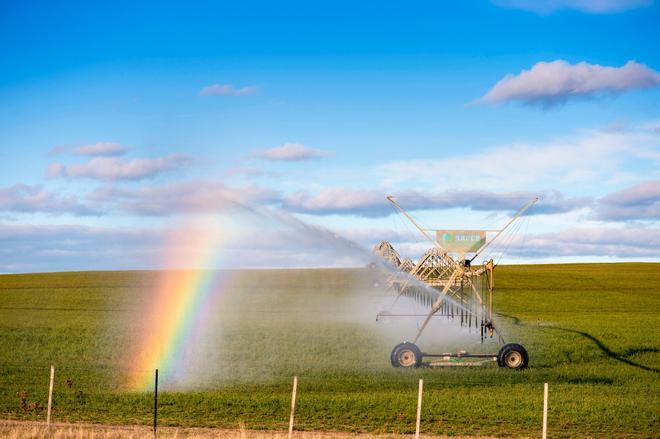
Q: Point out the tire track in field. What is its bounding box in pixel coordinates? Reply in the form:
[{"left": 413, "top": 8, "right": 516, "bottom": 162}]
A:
[{"left": 496, "top": 312, "right": 659, "bottom": 373}]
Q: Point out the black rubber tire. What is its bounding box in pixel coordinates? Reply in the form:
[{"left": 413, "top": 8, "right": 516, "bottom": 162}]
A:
[
  {"left": 496, "top": 352, "right": 504, "bottom": 367},
  {"left": 497, "top": 343, "right": 529, "bottom": 370},
  {"left": 390, "top": 342, "right": 422, "bottom": 368}
]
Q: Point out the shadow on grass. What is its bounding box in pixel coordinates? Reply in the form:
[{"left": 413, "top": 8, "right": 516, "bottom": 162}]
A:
[{"left": 496, "top": 313, "right": 659, "bottom": 373}]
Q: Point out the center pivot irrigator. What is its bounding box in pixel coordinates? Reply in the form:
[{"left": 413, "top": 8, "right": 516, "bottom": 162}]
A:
[{"left": 373, "top": 196, "right": 538, "bottom": 369}]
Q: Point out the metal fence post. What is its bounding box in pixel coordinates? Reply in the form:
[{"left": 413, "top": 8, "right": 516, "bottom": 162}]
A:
[{"left": 154, "top": 369, "right": 159, "bottom": 438}]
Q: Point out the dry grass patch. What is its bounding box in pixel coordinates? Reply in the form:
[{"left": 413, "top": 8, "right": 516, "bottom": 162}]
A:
[{"left": 0, "top": 420, "right": 492, "bottom": 439}]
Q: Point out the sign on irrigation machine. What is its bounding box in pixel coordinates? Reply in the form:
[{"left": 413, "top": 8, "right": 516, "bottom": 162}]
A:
[
  {"left": 435, "top": 230, "right": 487, "bottom": 253},
  {"left": 373, "top": 195, "right": 538, "bottom": 369}
]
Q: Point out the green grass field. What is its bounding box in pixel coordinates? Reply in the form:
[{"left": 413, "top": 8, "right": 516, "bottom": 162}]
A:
[{"left": 0, "top": 264, "right": 658, "bottom": 438}]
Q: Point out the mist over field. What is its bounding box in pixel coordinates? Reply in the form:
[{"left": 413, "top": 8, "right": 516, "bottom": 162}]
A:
[{"left": 110, "top": 202, "right": 496, "bottom": 389}]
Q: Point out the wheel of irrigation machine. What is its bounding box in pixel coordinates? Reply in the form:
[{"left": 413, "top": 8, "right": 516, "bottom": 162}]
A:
[
  {"left": 497, "top": 343, "right": 529, "bottom": 370},
  {"left": 390, "top": 342, "right": 422, "bottom": 368}
]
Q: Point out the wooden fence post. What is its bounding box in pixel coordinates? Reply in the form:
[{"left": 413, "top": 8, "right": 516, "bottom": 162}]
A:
[
  {"left": 415, "top": 378, "right": 423, "bottom": 439},
  {"left": 288, "top": 376, "right": 298, "bottom": 439},
  {"left": 542, "top": 382, "right": 548, "bottom": 439},
  {"left": 46, "top": 365, "right": 54, "bottom": 428}
]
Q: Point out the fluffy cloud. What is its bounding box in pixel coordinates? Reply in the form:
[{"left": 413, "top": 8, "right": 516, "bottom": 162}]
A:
[
  {"left": 48, "top": 145, "right": 69, "bottom": 156},
  {"left": 0, "top": 184, "right": 97, "bottom": 216},
  {"left": 75, "top": 142, "right": 126, "bottom": 157},
  {"left": 0, "top": 224, "right": 162, "bottom": 273},
  {"left": 254, "top": 143, "right": 334, "bottom": 162},
  {"left": 88, "top": 181, "right": 280, "bottom": 216},
  {"left": 379, "top": 125, "right": 660, "bottom": 190},
  {"left": 200, "top": 84, "right": 258, "bottom": 96},
  {"left": 0, "top": 215, "right": 373, "bottom": 273},
  {"left": 508, "top": 225, "right": 660, "bottom": 258},
  {"left": 1, "top": 220, "right": 656, "bottom": 273},
  {"left": 339, "top": 223, "right": 660, "bottom": 261},
  {"left": 283, "top": 188, "right": 588, "bottom": 217},
  {"left": 284, "top": 188, "right": 387, "bottom": 216},
  {"left": 48, "top": 142, "right": 127, "bottom": 156},
  {"left": 593, "top": 180, "right": 660, "bottom": 221},
  {"left": 481, "top": 60, "right": 660, "bottom": 107},
  {"left": 492, "top": 0, "right": 653, "bottom": 14},
  {"left": 48, "top": 154, "right": 191, "bottom": 181},
  {"left": 224, "top": 167, "right": 278, "bottom": 178},
  {"left": 1, "top": 203, "right": 657, "bottom": 273}
]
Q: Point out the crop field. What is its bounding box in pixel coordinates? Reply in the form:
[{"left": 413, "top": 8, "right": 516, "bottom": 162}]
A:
[{"left": 0, "top": 264, "right": 658, "bottom": 438}]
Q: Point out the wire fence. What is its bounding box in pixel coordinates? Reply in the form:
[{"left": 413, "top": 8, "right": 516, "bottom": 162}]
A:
[
  {"left": 0, "top": 364, "right": 562, "bottom": 438},
  {"left": 2, "top": 363, "right": 658, "bottom": 438}
]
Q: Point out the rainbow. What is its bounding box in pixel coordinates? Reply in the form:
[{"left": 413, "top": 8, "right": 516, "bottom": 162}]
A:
[{"left": 126, "top": 218, "right": 236, "bottom": 390}]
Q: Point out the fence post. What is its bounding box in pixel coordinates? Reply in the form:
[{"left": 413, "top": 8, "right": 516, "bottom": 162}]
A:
[
  {"left": 542, "top": 382, "right": 548, "bottom": 439},
  {"left": 288, "top": 376, "right": 298, "bottom": 439},
  {"left": 415, "top": 378, "right": 423, "bottom": 439},
  {"left": 46, "top": 365, "right": 55, "bottom": 428},
  {"left": 154, "top": 369, "right": 159, "bottom": 438}
]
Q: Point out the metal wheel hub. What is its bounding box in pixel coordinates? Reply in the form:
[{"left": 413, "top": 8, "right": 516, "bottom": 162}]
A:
[
  {"left": 398, "top": 349, "right": 417, "bottom": 367},
  {"left": 504, "top": 351, "right": 523, "bottom": 368}
]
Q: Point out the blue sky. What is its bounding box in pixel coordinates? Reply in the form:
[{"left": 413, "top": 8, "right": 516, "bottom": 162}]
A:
[{"left": 1, "top": 0, "right": 659, "bottom": 272}]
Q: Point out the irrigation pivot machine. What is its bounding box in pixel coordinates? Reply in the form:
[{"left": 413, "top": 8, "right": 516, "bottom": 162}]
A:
[{"left": 373, "top": 196, "right": 538, "bottom": 369}]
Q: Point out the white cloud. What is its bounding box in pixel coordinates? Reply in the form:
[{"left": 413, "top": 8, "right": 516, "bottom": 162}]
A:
[
  {"left": 593, "top": 180, "right": 660, "bottom": 221},
  {"left": 48, "top": 154, "right": 191, "bottom": 181},
  {"left": 1, "top": 200, "right": 657, "bottom": 273},
  {"left": 493, "top": 0, "right": 653, "bottom": 14},
  {"left": 88, "top": 181, "right": 280, "bottom": 216},
  {"left": 75, "top": 142, "right": 126, "bottom": 157},
  {"left": 200, "top": 84, "right": 258, "bottom": 96},
  {"left": 507, "top": 225, "right": 660, "bottom": 258},
  {"left": 0, "top": 184, "right": 97, "bottom": 216},
  {"left": 338, "top": 223, "right": 660, "bottom": 261},
  {"left": 481, "top": 60, "right": 660, "bottom": 107},
  {"left": 285, "top": 188, "right": 386, "bottom": 216},
  {"left": 0, "top": 214, "right": 370, "bottom": 273},
  {"left": 254, "top": 143, "right": 334, "bottom": 162},
  {"left": 48, "top": 145, "right": 69, "bottom": 156},
  {"left": 378, "top": 125, "right": 660, "bottom": 190},
  {"left": 223, "top": 167, "right": 278, "bottom": 178},
  {"left": 283, "top": 187, "right": 587, "bottom": 217},
  {"left": 0, "top": 223, "right": 162, "bottom": 273}
]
